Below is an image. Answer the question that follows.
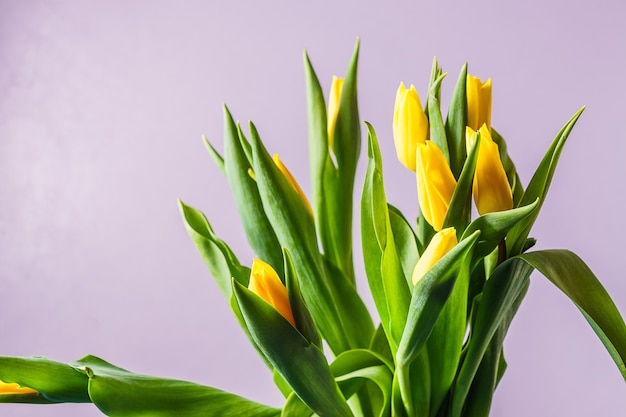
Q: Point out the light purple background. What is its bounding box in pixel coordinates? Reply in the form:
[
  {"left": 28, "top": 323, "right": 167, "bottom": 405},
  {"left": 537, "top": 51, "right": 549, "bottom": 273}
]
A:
[{"left": 1, "top": 1, "right": 625, "bottom": 416}]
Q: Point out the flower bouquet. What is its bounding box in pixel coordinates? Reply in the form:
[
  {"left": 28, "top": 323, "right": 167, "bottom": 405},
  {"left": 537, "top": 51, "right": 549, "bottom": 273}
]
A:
[{"left": 1, "top": 41, "right": 625, "bottom": 417}]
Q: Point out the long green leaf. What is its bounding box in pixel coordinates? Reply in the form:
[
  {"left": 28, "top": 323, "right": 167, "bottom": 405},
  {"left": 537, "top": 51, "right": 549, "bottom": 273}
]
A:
[
  {"left": 520, "top": 250, "right": 626, "bottom": 379},
  {"left": 445, "top": 63, "right": 468, "bottom": 178},
  {"left": 73, "top": 355, "right": 280, "bottom": 417},
  {"left": 0, "top": 356, "right": 90, "bottom": 404},
  {"left": 507, "top": 107, "right": 585, "bottom": 255}
]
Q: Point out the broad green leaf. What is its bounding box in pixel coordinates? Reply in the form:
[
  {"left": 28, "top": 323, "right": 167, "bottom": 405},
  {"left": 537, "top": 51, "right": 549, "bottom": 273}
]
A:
[
  {"left": 250, "top": 120, "right": 373, "bottom": 354},
  {"left": 520, "top": 250, "right": 626, "bottom": 379},
  {"left": 72, "top": 355, "right": 280, "bottom": 417},
  {"left": 445, "top": 63, "right": 468, "bottom": 178},
  {"left": 304, "top": 40, "right": 361, "bottom": 284},
  {"left": 507, "top": 107, "right": 585, "bottom": 255},
  {"left": 388, "top": 205, "right": 419, "bottom": 286},
  {"left": 395, "top": 231, "right": 480, "bottom": 416},
  {"left": 232, "top": 280, "right": 353, "bottom": 417},
  {"left": 223, "top": 106, "right": 284, "bottom": 277},
  {"left": 361, "top": 123, "right": 411, "bottom": 353},
  {"left": 461, "top": 198, "right": 539, "bottom": 260},
  {"left": 284, "top": 248, "right": 322, "bottom": 348},
  {"left": 451, "top": 257, "right": 533, "bottom": 417},
  {"left": 0, "top": 356, "right": 90, "bottom": 404}
]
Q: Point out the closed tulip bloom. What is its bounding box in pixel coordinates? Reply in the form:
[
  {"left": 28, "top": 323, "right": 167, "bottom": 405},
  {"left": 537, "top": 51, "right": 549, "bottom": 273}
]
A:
[
  {"left": 466, "top": 74, "right": 492, "bottom": 131},
  {"left": 415, "top": 141, "right": 457, "bottom": 231},
  {"left": 327, "top": 76, "right": 344, "bottom": 151},
  {"left": 0, "top": 380, "right": 38, "bottom": 395},
  {"left": 248, "top": 259, "right": 296, "bottom": 327},
  {"left": 273, "top": 154, "right": 313, "bottom": 215},
  {"left": 466, "top": 125, "right": 513, "bottom": 214},
  {"left": 393, "top": 83, "right": 429, "bottom": 171},
  {"left": 412, "top": 227, "right": 458, "bottom": 285}
]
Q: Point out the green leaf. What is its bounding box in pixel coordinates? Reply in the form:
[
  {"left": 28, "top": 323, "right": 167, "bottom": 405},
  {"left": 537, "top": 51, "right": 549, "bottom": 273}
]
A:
[
  {"left": 388, "top": 205, "right": 419, "bottom": 286},
  {"left": 73, "top": 355, "right": 280, "bottom": 417},
  {"left": 490, "top": 129, "right": 524, "bottom": 204},
  {"left": 0, "top": 356, "right": 90, "bottom": 404},
  {"left": 282, "top": 392, "right": 313, "bottom": 417},
  {"left": 519, "top": 250, "right": 626, "bottom": 379},
  {"left": 442, "top": 131, "right": 480, "bottom": 235},
  {"left": 395, "top": 231, "right": 480, "bottom": 416},
  {"left": 202, "top": 135, "right": 225, "bottom": 174},
  {"left": 361, "top": 123, "right": 411, "bottom": 353},
  {"left": 451, "top": 257, "right": 533, "bottom": 417},
  {"left": 445, "top": 63, "right": 468, "bottom": 178},
  {"left": 507, "top": 107, "right": 585, "bottom": 255},
  {"left": 232, "top": 280, "right": 353, "bottom": 417},
  {"left": 461, "top": 198, "right": 540, "bottom": 260},
  {"left": 427, "top": 72, "right": 450, "bottom": 164},
  {"left": 304, "top": 40, "right": 361, "bottom": 284},
  {"left": 223, "top": 106, "right": 284, "bottom": 277}
]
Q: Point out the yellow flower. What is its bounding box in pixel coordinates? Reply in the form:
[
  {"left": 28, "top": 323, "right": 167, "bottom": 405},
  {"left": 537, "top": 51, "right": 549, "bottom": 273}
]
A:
[
  {"left": 0, "top": 380, "right": 38, "bottom": 395},
  {"left": 412, "top": 227, "right": 458, "bottom": 285},
  {"left": 466, "top": 74, "right": 492, "bottom": 131},
  {"left": 393, "top": 83, "right": 429, "bottom": 171},
  {"left": 249, "top": 259, "right": 296, "bottom": 327},
  {"left": 272, "top": 154, "right": 313, "bottom": 215},
  {"left": 466, "top": 125, "right": 513, "bottom": 214},
  {"left": 415, "top": 141, "right": 457, "bottom": 231},
  {"left": 327, "top": 76, "right": 344, "bottom": 151}
]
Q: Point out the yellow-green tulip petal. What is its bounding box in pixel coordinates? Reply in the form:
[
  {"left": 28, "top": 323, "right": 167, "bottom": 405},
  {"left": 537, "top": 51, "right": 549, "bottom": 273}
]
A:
[
  {"left": 249, "top": 259, "right": 296, "bottom": 327},
  {"left": 412, "top": 227, "right": 458, "bottom": 285},
  {"left": 466, "top": 74, "right": 492, "bottom": 131},
  {"left": 393, "top": 83, "right": 429, "bottom": 171},
  {"left": 416, "top": 141, "right": 457, "bottom": 231},
  {"left": 466, "top": 125, "right": 513, "bottom": 214},
  {"left": 326, "top": 76, "right": 344, "bottom": 151}
]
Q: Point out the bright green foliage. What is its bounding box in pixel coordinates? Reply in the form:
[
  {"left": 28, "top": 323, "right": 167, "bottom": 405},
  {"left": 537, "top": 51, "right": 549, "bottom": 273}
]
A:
[{"left": 2, "top": 44, "right": 625, "bottom": 417}]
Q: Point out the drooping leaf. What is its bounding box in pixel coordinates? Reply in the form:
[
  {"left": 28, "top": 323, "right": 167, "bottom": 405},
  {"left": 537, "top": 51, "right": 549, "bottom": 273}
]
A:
[
  {"left": 74, "top": 355, "right": 280, "bottom": 417},
  {"left": 520, "top": 250, "right": 626, "bottom": 379}
]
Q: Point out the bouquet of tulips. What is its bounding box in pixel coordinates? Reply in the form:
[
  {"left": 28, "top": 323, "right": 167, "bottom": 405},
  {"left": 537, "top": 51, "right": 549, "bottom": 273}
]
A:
[{"left": 1, "top": 41, "right": 625, "bottom": 417}]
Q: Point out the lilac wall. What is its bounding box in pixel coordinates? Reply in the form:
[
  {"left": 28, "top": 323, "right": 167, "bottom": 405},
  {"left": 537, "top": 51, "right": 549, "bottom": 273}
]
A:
[{"left": 1, "top": 1, "right": 624, "bottom": 416}]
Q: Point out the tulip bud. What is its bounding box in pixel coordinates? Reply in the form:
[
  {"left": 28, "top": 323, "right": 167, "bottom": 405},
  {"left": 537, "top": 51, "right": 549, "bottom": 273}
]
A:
[
  {"left": 466, "top": 74, "right": 492, "bottom": 131},
  {"left": 415, "top": 141, "right": 457, "bottom": 231},
  {"left": 0, "top": 380, "right": 38, "bottom": 395},
  {"left": 393, "top": 83, "right": 429, "bottom": 171},
  {"left": 272, "top": 154, "right": 313, "bottom": 215},
  {"left": 466, "top": 125, "right": 513, "bottom": 214},
  {"left": 326, "top": 76, "right": 344, "bottom": 151},
  {"left": 412, "top": 227, "right": 458, "bottom": 285},
  {"left": 248, "top": 259, "right": 296, "bottom": 326}
]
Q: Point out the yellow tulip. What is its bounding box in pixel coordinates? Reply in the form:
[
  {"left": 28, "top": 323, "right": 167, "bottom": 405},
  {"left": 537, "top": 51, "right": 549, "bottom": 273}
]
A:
[
  {"left": 412, "top": 227, "right": 458, "bottom": 285},
  {"left": 0, "top": 380, "right": 38, "bottom": 395},
  {"left": 273, "top": 154, "right": 313, "bottom": 215},
  {"left": 248, "top": 259, "right": 296, "bottom": 327},
  {"left": 393, "top": 83, "right": 429, "bottom": 171},
  {"left": 466, "top": 74, "right": 492, "bottom": 131},
  {"left": 466, "top": 125, "right": 513, "bottom": 214},
  {"left": 327, "top": 76, "right": 344, "bottom": 151},
  {"left": 415, "top": 141, "right": 457, "bottom": 231}
]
